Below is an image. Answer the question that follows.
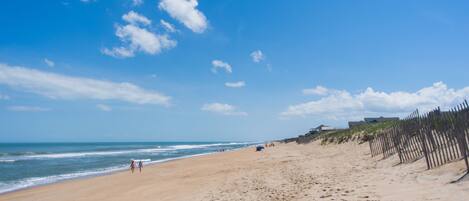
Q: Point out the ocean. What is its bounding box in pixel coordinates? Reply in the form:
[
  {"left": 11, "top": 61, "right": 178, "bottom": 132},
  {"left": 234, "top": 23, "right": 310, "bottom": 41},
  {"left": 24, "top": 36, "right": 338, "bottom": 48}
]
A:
[{"left": 0, "top": 142, "right": 255, "bottom": 194}]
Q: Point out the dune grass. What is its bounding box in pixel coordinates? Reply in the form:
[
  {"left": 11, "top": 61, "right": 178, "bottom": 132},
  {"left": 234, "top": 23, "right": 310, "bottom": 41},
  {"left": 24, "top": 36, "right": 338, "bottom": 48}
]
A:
[{"left": 319, "top": 121, "right": 397, "bottom": 144}]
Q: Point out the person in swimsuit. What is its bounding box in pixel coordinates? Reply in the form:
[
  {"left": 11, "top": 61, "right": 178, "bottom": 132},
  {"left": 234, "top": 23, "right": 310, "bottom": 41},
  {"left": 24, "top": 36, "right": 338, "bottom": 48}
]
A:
[
  {"left": 130, "top": 160, "right": 136, "bottom": 173},
  {"left": 138, "top": 160, "right": 143, "bottom": 173}
]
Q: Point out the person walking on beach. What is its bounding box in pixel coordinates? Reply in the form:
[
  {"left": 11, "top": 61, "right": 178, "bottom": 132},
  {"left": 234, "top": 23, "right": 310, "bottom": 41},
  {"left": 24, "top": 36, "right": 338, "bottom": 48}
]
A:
[
  {"left": 130, "top": 160, "right": 136, "bottom": 173},
  {"left": 138, "top": 160, "right": 143, "bottom": 173}
]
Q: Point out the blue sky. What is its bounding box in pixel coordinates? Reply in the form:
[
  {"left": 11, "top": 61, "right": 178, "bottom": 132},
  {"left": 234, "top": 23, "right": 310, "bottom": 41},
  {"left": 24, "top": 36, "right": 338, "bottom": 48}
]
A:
[{"left": 1, "top": 0, "right": 469, "bottom": 142}]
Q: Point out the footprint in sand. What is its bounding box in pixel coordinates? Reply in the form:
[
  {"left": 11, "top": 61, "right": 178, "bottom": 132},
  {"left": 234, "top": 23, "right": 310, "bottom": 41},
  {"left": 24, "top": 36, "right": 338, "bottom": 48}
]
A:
[{"left": 320, "top": 194, "right": 332, "bottom": 198}]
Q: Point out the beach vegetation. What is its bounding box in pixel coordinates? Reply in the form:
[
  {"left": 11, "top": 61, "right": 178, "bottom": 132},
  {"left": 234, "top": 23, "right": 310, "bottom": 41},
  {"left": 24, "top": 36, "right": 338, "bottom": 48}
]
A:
[{"left": 319, "top": 121, "right": 397, "bottom": 145}]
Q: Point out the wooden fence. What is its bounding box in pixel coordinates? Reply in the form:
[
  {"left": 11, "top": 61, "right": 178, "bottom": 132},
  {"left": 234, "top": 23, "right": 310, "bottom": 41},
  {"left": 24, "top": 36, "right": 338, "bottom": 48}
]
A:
[{"left": 369, "top": 100, "right": 469, "bottom": 172}]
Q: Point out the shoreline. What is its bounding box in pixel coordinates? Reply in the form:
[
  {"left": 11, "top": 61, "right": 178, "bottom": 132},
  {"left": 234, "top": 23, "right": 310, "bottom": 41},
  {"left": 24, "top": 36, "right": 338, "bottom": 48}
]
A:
[{"left": 0, "top": 146, "right": 250, "bottom": 195}]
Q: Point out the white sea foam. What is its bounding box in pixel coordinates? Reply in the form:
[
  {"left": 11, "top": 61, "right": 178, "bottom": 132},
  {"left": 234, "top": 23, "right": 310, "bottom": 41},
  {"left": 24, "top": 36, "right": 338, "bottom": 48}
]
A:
[
  {"left": 131, "top": 159, "right": 151, "bottom": 162},
  {"left": 0, "top": 142, "right": 253, "bottom": 161},
  {"left": 0, "top": 164, "right": 128, "bottom": 194},
  {"left": 0, "top": 148, "right": 172, "bottom": 161},
  {"left": 0, "top": 160, "right": 15, "bottom": 163},
  {"left": 168, "top": 142, "right": 252, "bottom": 150}
]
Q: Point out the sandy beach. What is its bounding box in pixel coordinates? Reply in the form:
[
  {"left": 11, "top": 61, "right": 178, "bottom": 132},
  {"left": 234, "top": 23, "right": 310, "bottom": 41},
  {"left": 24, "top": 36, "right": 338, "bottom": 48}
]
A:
[{"left": 1, "top": 141, "right": 469, "bottom": 201}]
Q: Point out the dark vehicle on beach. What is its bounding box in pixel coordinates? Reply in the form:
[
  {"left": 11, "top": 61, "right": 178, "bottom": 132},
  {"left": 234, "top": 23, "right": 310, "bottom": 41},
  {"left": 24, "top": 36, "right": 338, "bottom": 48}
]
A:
[{"left": 256, "top": 145, "right": 265, "bottom": 152}]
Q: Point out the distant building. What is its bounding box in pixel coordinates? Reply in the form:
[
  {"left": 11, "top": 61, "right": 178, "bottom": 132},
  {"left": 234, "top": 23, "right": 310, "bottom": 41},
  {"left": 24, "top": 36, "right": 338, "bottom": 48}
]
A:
[
  {"left": 348, "top": 116, "right": 399, "bottom": 128},
  {"left": 364, "top": 117, "right": 399, "bottom": 123},
  {"left": 313, "top": 124, "right": 335, "bottom": 132},
  {"left": 348, "top": 121, "right": 366, "bottom": 128}
]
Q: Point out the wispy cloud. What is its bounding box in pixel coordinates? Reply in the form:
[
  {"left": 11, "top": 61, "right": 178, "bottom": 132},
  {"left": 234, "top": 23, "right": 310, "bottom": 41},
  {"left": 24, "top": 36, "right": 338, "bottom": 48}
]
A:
[
  {"left": 7, "top": 106, "right": 50, "bottom": 112},
  {"left": 44, "top": 58, "right": 55, "bottom": 67},
  {"left": 250, "top": 50, "right": 264, "bottom": 63},
  {"left": 96, "top": 104, "right": 112, "bottom": 112},
  {"left": 0, "top": 63, "right": 171, "bottom": 105},
  {"left": 225, "top": 81, "right": 245, "bottom": 88},
  {"left": 102, "top": 46, "right": 134, "bottom": 58},
  {"left": 281, "top": 82, "right": 469, "bottom": 119},
  {"left": 132, "top": 0, "right": 143, "bottom": 6},
  {"left": 122, "top": 11, "right": 151, "bottom": 26},
  {"left": 211, "top": 60, "right": 232, "bottom": 74},
  {"left": 302, "top": 85, "right": 330, "bottom": 96},
  {"left": 250, "top": 50, "right": 271, "bottom": 71},
  {"left": 102, "top": 11, "right": 176, "bottom": 58},
  {"left": 159, "top": 0, "right": 208, "bottom": 33},
  {"left": 160, "top": 19, "right": 177, "bottom": 33},
  {"left": 201, "top": 103, "right": 247, "bottom": 116}
]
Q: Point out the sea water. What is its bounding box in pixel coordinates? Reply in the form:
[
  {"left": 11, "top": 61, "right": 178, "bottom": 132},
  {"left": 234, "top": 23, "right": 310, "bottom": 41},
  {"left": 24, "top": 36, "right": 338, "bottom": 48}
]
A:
[{"left": 0, "top": 142, "right": 254, "bottom": 194}]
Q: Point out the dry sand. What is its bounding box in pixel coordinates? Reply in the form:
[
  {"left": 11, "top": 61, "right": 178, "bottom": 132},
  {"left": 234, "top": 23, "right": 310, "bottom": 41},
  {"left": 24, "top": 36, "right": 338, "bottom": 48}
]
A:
[{"left": 1, "top": 141, "right": 469, "bottom": 201}]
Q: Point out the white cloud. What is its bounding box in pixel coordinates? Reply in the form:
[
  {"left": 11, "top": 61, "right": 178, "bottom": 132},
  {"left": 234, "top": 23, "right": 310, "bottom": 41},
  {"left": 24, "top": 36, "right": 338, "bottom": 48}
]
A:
[
  {"left": 282, "top": 82, "right": 469, "bottom": 119},
  {"left": 225, "top": 81, "right": 245, "bottom": 88},
  {"left": 201, "top": 103, "right": 247, "bottom": 116},
  {"left": 103, "top": 12, "right": 177, "bottom": 58},
  {"left": 250, "top": 50, "right": 264, "bottom": 63},
  {"left": 302, "top": 85, "right": 331, "bottom": 96},
  {"left": 122, "top": 11, "right": 151, "bottom": 26},
  {"left": 211, "top": 60, "right": 232, "bottom": 74},
  {"left": 102, "top": 46, "right": 135, "bottom": 58},
  {"left": 7, "top": 106, "right": 50, "bottom": 112},
  {"left": 0, "top": 63, "right": 171, "bottom": 105},
  {"left": 44, "top": 58, "right": 55, "bottom": 67},
  {"left": 132, "top": 0, "right": 143, "bottom": 6},
  {"left": 158, "top": 0, "right": 208, "bottom": 33},
  {"left": 96, "top": 104, "right": 112, "bottom": 112},
  {"left": 160, "top": 19, "right": 177, "bottom": 33},
  {"left": 102, "top": 24, "right": 176, "bottom": 58}
]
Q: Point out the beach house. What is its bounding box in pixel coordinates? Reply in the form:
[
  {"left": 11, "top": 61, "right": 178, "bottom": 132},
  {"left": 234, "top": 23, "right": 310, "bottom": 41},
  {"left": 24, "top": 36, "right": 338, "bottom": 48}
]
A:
[
  {"left": 313, "top": 124, "right": 336, "bottom": 133},
  {"left": 348, "top": 116, "right": 399, "bottom": 128}
]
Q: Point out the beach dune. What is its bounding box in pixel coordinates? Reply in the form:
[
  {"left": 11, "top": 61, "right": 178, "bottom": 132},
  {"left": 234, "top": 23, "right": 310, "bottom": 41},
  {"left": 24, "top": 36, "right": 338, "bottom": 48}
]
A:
[{"left": 1, "top": 141, "right": 469, "bottom": 201}]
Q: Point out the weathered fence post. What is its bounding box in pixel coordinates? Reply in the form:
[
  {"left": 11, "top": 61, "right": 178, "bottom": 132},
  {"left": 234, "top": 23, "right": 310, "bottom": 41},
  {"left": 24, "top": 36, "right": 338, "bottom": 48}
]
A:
[
  {"left": 455, "top": 105, "right": 469, "bottom": 172},
  {"left": 419, "top": 112, "right": 431, "bottom": 170}
]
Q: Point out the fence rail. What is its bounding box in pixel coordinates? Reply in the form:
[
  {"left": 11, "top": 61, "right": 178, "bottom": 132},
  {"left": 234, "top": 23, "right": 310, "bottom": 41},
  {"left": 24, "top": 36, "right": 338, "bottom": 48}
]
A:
[{"left": 369, "top": 100, "right": 469, "bottom": 172}]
